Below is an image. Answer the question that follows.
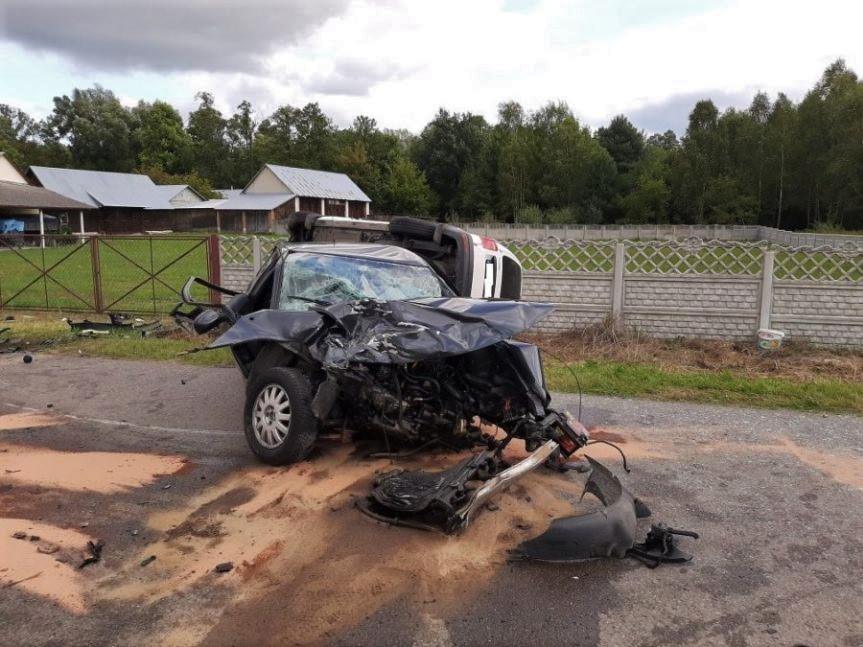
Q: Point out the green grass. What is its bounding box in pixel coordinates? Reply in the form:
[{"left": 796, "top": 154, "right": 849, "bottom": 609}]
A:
[
  {"left": 3, "top": 314, "right": 860, "bottom": 414},
  {"left": 1, "top": 314, "right": 233, "bottom": 367},
  {"left": 546, "top": 359, "right": 863, "bottom": 415},
  {"left": 0, "top": 236, "right": 210, "bottom": 313}
]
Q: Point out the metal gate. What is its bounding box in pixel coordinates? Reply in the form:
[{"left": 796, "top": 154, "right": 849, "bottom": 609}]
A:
[{"left": 0, "top": 234, "right": 219, "bottom": 314}]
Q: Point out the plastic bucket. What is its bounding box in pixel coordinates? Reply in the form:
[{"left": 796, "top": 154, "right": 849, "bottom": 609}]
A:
[{"left": 757, "top": 328, "right": 785, "bottom": 351}]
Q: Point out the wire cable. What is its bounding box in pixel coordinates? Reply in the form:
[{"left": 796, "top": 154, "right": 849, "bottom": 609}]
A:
[
  {"left": 585, "top": 439, "right": 631, "bottom": 473},
  {"left": 536, "top": 345, "right": 583, "bottom": 422}
]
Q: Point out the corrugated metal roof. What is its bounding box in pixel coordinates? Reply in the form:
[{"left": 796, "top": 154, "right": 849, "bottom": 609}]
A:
[
  {"left": 263, "top": 164, "right": 371, "bottom": 202},
  {"left": 151, "top": 184, "right": 187, "bottom": 199},
  {"left": 29, "top": 166, "right": 175, "bottom": 209},
  {"left": 177, "top": 199, "right": 225, "bottom": 210},
  {"left": 175, "top": 192, "right": 295, "bottom": 211},
  {"left": 220, "top": 192, "right": 295, "bottom": 210},
  {"left": 0, "top": 180, "right": 94, "bottom": 211}
]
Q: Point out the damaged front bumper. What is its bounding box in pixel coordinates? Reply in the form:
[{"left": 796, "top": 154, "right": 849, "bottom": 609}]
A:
[{"left": 361, "top": 439, "right": 651, "bottom": 562}]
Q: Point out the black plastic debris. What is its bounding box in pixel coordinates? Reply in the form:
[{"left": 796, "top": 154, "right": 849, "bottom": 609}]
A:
[
  {"left": 22, "top": 354, "right": 32, "bottom": 364},
  {"left": 0, "top": 336, "right": 23, "bottom": 354},
  {"left": 214, "top": 562, "right": 233, "bottom": 573},
  {"left": 627, "top": 523, "right": 699, "bottom": 568},
  {"left": 67, "top": 313, "right": 161, "bottom": 337},
  {"left": 140, "top": 555, "right": 156, "bottom": 567},
  {"left": 78, "top": 539, "right": 104, "bottom": 569},
  {"left": 510, "top": 458, "right": 646, "bottom": 562}
]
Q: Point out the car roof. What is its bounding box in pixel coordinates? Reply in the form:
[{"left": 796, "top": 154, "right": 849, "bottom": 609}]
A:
[{"left": 280, "top": 243, "right": 430, "bottom": 267}]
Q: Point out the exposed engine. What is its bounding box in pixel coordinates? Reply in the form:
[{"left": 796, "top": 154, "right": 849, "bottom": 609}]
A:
[{"left": 328, "top": 341, "right": 558, "bottom": 453}]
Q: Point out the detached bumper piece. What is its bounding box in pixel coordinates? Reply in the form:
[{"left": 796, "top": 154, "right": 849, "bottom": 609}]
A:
[
  {"left": 511, "top": 457, "right": 649, "bottom": 561},
  {"left": 360, "top": 440, "right": 560, "bottom": 534},
  {"left": 361, "top": 444, "right": 698, "bottom": 568}
]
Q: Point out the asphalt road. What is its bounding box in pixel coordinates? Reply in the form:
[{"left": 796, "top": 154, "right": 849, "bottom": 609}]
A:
[{"left": 0, "top": 353, "right": 861, "bottom": 647}]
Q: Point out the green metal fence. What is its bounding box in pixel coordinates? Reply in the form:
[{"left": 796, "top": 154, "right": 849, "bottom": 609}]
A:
[{"left": 0, "top": 234, "right": 219, "bottom": 314}]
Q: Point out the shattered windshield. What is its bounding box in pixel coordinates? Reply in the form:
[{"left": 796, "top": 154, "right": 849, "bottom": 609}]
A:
[{"left": 278, "top": 252, "right": 450, "bottom": 310}]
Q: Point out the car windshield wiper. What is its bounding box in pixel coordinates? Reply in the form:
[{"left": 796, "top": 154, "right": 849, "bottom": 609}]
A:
[{"left": 281, "top": 294, "right": 334, "bottom": 306}]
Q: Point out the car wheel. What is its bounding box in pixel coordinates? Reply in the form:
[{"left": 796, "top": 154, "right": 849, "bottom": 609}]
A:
[
  {"left": 244, "top": 367, "right": 318, "bottom": 465},
  {"left": 390, "top": 216, "right": 437, "bottom": 240}
]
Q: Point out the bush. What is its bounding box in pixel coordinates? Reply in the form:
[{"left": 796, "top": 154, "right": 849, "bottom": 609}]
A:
[
  {"left": 515, "top": 204, "right": 542, "bottom": 224},
  {"left": 544, "top": 207, "right": 578, "bottom": 224}
]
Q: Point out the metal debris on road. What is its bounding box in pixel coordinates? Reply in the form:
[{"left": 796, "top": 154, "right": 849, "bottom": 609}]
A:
[
  {"left": 78, "top": 539, "right": 104, "bottom": 569},
  {"left": 627, "top": 523, "right": 700, "bottom": 568},
  {"left": 214, "top": 562, "right": 233, "bottom": 573}
]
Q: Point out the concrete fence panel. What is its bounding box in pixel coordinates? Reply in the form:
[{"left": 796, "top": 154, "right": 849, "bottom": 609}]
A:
[{"left": 219, "top": 234, "right": 863, "bottom": 347}]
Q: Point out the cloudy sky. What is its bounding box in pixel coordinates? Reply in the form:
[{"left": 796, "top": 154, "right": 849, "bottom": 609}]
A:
[{"left": 1, "top": 0, "right": 861, "bottom": 134}]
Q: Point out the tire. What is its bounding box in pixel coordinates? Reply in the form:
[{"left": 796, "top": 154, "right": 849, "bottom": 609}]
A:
[
  {"left": 244, "top": 367, "right": 319, "bottom": 465},
  {"left": 390, "top": 216, "right": 437, "bottom": 240}
]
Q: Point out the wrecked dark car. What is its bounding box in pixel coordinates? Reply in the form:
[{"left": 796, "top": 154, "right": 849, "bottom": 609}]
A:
[{"left": 176, "top": 219, "right": 692, "bottom": 563}]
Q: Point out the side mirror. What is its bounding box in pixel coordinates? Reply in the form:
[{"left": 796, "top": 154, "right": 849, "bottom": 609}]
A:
[{"left": 193, "top": 309, "right": 224, "bottom": 334}]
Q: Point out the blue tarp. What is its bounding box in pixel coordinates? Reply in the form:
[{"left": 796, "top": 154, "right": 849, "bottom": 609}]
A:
[{"left": 0, "top": 219, "right": 24, "bottom": 233}]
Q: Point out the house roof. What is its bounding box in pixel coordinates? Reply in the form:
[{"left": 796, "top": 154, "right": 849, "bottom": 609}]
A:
[
  {"left": 179, "top": 192, "right": 296, "bottom": 211},
  {"left": 0, "top": 180, "right": 94, "bottom": 211},
  {"left": 259, "top": 164, "right": 371, "bottom": 202},
  {"left": 29, "top": 166, "right": 175, "bottom": 209},
  {"left": 151, "top": 184, "right": 205, "bottom": 203}
]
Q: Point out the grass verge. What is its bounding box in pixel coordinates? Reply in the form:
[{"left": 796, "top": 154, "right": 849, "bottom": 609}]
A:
[
  {"left": 4, "top": 311, "right": 862, "bottom": 415},
  {"left": 1, "top": 312, "right": 233, "bottom": 368},
  {"left": 545, "top": 359, "right": 863, "bottom": 415}
]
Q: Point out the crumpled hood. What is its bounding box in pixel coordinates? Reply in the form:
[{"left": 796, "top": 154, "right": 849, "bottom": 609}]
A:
[{"left": 210, "top": 298, "right": 554, "bottom": 365}]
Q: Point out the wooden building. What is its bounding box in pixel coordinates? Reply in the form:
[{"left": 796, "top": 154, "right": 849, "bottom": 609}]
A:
[
  {"left": 27, "top": 166, "right": 207, "bottom": 234},
  {"left": 0, "top": 154, "right": 93, "bottom": 242}
]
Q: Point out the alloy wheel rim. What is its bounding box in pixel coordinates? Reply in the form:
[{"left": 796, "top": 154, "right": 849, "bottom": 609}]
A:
[{"left": 252, "top": 384, "right": 292, "bottom": 449}]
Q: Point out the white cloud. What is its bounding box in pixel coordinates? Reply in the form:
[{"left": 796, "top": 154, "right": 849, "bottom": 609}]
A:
[
  {"left": 2, "top": 0, "right": 862, "bottom": 133},
  {"left": 267, "top": 0, "right": 863, "bottom": 131}
]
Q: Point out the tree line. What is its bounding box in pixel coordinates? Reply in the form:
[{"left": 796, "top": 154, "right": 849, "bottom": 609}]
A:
[{"left": 1, "top": 59, "right": 862, "bottom": 230}]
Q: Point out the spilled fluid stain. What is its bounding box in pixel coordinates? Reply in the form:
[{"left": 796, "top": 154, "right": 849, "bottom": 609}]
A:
[
  {"left": 0, "top": 412, "right": 65, "bottom": 432},
  {"left": 773, "top": 437, "right": 862, "bottom": 489},
  {"left": 587, "top": 428, "right": 628, "bottom": 444},
  {"left": 697, "top": 436, "right": 863, "bottom": 489},
  {"left": 0, "top": 444, "right": 188, "bottom": 493},
  {"left": 582, "top": 427, "right": 671, "bottom": 462},
  {"left": 0, "top": 518, "right": 93, "bottom": 614}
]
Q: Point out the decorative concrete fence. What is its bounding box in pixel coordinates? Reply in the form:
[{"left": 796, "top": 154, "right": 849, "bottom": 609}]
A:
[
  {"left": 510, "top": 238, "right": 863, "bottom": 345},
  {"left": 457, "top": 223, "right": 863, "bottom": 249},
  {"left": 219, "top": 235, "right": 863, "bottom": 346}
]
